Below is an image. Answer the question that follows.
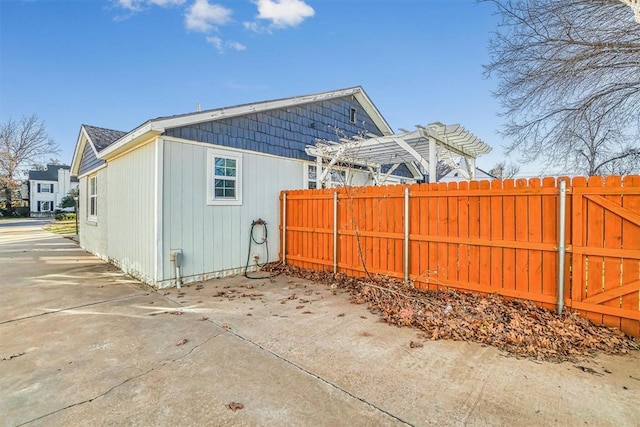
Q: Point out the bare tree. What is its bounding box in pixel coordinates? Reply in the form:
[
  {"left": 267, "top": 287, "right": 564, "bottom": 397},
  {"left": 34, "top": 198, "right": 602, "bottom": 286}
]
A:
[
  {"left": 489, "top": 161, "right": 520, "bottom": 179},
  {"left": 482, "top": 0, "right": 640, "bottom": 175},
  {"left": 0, "top": 114, "right": 59, "bottom": 213}
]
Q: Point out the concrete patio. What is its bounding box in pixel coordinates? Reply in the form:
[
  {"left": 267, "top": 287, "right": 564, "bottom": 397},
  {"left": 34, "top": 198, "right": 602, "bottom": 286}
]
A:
[{"left": 1, "top": 219, "right": 639, "bottom": 426}]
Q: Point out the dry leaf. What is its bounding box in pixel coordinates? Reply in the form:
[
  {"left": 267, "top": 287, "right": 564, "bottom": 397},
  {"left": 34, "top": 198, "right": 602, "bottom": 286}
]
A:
[
  {"left": 228, "top": 402, "right": 244, "bottom": 411},
  {"left": 2, "top": 352, "right": 25, "bottom": 361},
  {"left": 409, "top": 341, "right": 423, "bottom": 348},
  {"left": 362, "top": 331, "right": 372, "bottom": 337},
  {"left": 261, "top": 262, "right": 639, "bottom": 363}
]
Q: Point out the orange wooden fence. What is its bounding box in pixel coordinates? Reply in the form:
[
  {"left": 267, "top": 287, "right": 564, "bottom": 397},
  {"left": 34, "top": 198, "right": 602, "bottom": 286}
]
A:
[{"left": 280, "top": 176, "right": 640, "bottom": 337}]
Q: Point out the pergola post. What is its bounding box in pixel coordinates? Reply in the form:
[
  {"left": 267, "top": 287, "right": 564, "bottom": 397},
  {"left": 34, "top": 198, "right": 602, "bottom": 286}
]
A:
[{"left": 428, "top": 137, "right": 437, "bottom": 183}]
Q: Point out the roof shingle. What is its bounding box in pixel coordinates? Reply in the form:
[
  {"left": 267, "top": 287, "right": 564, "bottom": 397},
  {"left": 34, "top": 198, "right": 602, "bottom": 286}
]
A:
[{"left": 83, "top": 124, "right": 127, "bottom": 151}]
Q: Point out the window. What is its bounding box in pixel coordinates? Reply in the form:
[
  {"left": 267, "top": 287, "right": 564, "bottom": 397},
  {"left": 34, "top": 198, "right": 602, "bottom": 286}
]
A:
[
  {"left": 349, "top": 107, "right": 357, "bottom": 123},
  {"left": 37, "top": 201, "right": 53, "bottom": 212},
  {"left": 38, "top": 183, "right": 53, "bottom": 193},
  {"left": 307, "top": 164, "right": 347, "bottom": 189},
  {"left": 88, "top": 175, "right": 97, "bottom": 221},
  {"left": 207, "top": 149, "right": 242, "bottom": 205}
]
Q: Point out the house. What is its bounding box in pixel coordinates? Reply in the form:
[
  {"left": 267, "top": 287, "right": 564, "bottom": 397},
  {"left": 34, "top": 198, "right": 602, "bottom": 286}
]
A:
[
  {"left": 70, "top": 87, "right": 418, "bottom": 288},
  {"left": 28, "top": 164, "right": 79, "bottom": 216},
  {"left": 438, "top": 162, "right": 494, "bottom": 183}
]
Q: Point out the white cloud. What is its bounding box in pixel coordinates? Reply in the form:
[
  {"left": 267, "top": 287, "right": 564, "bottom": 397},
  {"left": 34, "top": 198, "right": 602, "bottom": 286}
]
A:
[
  {"left": 206, "top": 36, "right": 247, "bottom": 53},
  {"left": 227, "top": 41, "right": 247, "bottom": 51},
  {"left": 206, "top": 36, "right": 223, "bottom": 51},
  {"left": 185, "top": 0, "right": 232, "bottom": 33},
  {"left": 115, "top": 0, "right": 185, "bottom": 12},
  {"left": 243, "top": 21, "right": 270, "bottom": 34},
  {"left": 252, "top": 0, "right": 314, "bottom": 29}
]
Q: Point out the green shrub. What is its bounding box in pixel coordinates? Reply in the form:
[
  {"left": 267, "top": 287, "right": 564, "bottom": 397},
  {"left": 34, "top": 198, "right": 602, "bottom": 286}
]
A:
[
  {"left": 15, "top": 207, "right": 29, "bottom": 217},
  {"left": 55, "top": 212, "right": 76, "bottom": 221}
]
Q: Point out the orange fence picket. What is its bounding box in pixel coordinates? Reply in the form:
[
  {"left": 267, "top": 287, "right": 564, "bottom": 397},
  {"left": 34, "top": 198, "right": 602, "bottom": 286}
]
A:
[{"left": 280, "top": 176, "right": 640, "bottom": 337}]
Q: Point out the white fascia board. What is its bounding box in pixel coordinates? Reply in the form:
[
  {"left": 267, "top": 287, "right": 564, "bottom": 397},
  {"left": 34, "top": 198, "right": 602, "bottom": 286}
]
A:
[
  {"left": 70, "top": 130, "right": 85, "bottom": 176},
  {"left": 352, "top": 89, "right": 394, "bottom": 136},
  {"left": 97, "top": 122, "right": 156, "bottom": 159},
  {"left": 150, "top": 87, "right": 365, "bottom": 131},
  {"left": 76, "top": 163, "right": 107, "bottom": 180},
  {"left": 70, "top": 126, "right": 99, "bottom": 176}
]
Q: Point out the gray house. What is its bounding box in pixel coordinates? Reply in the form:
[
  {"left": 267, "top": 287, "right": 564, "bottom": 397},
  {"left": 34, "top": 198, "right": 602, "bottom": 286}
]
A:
[{"left": 70, "top": 87, "right": 418, "bottom": 288}]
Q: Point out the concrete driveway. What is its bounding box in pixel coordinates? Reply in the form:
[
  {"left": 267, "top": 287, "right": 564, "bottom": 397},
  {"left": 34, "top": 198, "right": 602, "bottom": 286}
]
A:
[{"left": 1, "top": 219, "right": 639, "bottom": 426}]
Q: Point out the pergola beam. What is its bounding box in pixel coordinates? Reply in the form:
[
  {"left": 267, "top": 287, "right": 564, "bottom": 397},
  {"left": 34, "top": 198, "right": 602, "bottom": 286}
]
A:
[{"left": 306, "top": 122, "right": 491, "bottom": 184}]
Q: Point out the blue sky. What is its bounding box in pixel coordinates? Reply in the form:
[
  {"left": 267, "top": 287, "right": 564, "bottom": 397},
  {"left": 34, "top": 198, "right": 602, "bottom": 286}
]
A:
[{"left": 1, "top": 0, "right": 528, "bottom": 174}]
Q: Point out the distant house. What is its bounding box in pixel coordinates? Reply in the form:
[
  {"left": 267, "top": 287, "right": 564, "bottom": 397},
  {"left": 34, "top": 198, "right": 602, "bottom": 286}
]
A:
[
  {"left": 438, "top": 162, "right": 494, "bottom": 183},
  {"left": 70, "top": 87, "right": 417, "bottom": 288},
  {"left": 28, "top": 164, "right": 78, "bottom": 216}
]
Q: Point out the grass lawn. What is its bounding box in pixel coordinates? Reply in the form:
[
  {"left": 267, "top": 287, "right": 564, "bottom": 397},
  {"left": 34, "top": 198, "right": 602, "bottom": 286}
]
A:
[{"left": 44, "top": 220, "right": 77, "bottom": 235}]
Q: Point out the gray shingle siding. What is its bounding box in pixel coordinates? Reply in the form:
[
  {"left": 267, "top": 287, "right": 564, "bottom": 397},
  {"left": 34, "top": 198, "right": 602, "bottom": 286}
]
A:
[
  {"left": 78, "top": 141, "right": 104, "bottom": 176},
  {"left": 164, "top": 96, "right": 383, "bottom": 162}
]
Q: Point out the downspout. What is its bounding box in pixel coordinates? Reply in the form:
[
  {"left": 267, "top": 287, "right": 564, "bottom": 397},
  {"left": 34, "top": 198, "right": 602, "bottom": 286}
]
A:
[{"left": 557, "top": 180, "right": 567, "bottom": 314}]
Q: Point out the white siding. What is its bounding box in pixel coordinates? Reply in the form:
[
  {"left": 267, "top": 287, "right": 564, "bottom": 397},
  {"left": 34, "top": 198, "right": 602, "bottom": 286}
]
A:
[
  {"left": 29, "top": 169, "right": 78, "bottom": 214},
  {"left": 79, "top": 168, "right": 109, "bottom": 260},
  {"left": 106, "top": 140, "right": 157, "bottom": 284},
  {"left": 160, "top": 139, "right": 302, "bottom": 286}
]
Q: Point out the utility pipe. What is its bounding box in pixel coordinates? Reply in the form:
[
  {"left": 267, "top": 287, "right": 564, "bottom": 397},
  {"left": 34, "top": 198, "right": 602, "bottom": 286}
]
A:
[
  {"left": 404, "top": 187, "right": 410, "bottom": 284},
  {"left": 333, "top": 191, "right": 338, "bottom": 274},
  {"left": 282, "top": 193, "right": 287, "bottom": 265},
  {"left": 557, "top": 180, "right": 567, "bottom": 314}
]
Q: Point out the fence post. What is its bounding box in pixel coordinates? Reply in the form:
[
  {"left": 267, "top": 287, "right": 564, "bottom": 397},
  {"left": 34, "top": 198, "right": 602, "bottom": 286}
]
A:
[
  {"left": 333, "top": 190, "right": 338, "bottom": 274},
  {"left": 404, "top": 186, "right": 410, "bottom": 284},
  {"left": 282, "top": 192, "right": 287, "bottom": 265},
  {"left": 557, "top": 180, "right": 567, "bottom": 314}
]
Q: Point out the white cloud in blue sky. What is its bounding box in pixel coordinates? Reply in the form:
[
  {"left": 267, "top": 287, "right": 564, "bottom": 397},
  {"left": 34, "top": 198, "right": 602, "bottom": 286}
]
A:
[
  {"left": 251, "top": 0, "right": 315, "bottom": 29},
  {"left": 112, "top": 0, "right": 315, "bottom": 52},
  {"left": 184, "top": 0, "right": 232, "bottom": 33},
  {"left": 2, "top": 1, "right": 516, "bottom": 174},
  {"left": 206, "top": 36, "right": 247, "bottom": 53},
  {"left": 115, "top": 0, "right": 186, "bottom": 12}
]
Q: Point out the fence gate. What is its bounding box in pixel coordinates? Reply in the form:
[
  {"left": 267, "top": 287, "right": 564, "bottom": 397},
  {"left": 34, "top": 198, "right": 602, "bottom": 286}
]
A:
[{"left": 569, "top": 176, "right": 640, "bottom": 337}]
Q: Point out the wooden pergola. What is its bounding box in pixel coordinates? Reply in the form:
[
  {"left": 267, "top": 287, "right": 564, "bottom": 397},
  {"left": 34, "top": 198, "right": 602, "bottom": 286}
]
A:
[{"left": 306, "top": 122, "right": 492, "bottom": 186}]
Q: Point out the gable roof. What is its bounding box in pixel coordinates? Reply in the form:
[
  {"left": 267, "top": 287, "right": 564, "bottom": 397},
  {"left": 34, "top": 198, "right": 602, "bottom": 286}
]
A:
[
  {"left": 71, "top": 87, "right": 394, "bottom": 174},
  {"left": 29, "top": 164, "right": 70, "bottom": 181},
  {"left": 83, "top": 125, "right": 127, "bottom": 151},
  {"left": 70, "top": 124, "right": 127, "bottom": 176}
]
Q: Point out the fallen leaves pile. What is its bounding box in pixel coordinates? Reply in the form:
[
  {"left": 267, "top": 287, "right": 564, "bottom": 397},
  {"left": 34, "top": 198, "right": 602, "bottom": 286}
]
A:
[{"left": 263, "top": 263, "right": 639, "bottom": 362}]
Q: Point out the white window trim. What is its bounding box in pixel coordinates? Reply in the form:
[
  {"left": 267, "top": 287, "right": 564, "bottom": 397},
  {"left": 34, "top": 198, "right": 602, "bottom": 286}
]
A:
[
  {"left": 37, "top": 200, "right": 53, "bottom": 212},
  {"left": 305, "top": 163, "right": 347, "bottom": 189},
  {"left": 349, "top": 107, "right": 357, "bottom": 124},
  {"left": 206, "top": 148, "right": 242, "bottom": 206},
  {"left": 88, "top": 175, "right": 98, "bottom": 222},
  {"left": 38, "top": 183, "right": 53, "bottom": 193}
]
